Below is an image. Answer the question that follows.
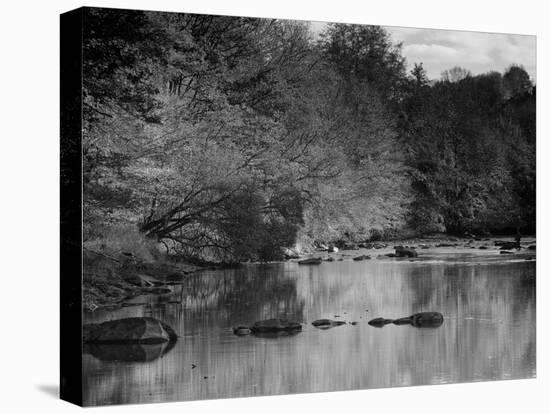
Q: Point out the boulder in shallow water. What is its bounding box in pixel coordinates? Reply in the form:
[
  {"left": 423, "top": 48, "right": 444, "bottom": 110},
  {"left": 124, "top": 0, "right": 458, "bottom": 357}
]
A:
[
  {"left": 250, "top": 318, "right": 302, "bottom": 333},
  {"left": 395, "top": 246, "right": 418, "bottom": 258},
  {"left": 312, "top": 319, "right": 346, "bottom": 329},
  {"left": 410, "top": 312, "right": 444, "bottom": 328},
  {"left": 298, "top": 257, "right": 323, "bottom": 265},
  {"left": 83, "top": 317, "right": 177, "bottom": 344},
  {"left": 368, "top": 317, "right": 394, "bottom": 327}
]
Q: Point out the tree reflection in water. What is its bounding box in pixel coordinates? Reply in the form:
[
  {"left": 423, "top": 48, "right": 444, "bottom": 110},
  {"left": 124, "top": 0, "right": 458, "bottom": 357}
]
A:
[{"left": 83, "top": 259, "right": 535, "bottom": 406}]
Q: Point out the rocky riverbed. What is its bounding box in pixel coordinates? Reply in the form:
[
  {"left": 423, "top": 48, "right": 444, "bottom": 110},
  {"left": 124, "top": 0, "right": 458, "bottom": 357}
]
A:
[{"left": 287, "top": 235, "right": 536, "bottom": 264}]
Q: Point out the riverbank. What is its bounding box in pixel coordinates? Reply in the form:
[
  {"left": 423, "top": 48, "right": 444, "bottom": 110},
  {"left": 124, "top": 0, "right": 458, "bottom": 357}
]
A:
[
  {"left": 83, "top": 249, "right": 204, "bottom": 310},
  {"left": 83, "top": 234, "right": 535, "bottom": 309}
]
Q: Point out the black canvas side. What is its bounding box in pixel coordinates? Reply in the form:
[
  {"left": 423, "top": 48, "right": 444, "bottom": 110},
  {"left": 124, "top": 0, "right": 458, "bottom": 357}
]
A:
[{"left": 60, "top": 7, "right": 83, "bottom": 407}]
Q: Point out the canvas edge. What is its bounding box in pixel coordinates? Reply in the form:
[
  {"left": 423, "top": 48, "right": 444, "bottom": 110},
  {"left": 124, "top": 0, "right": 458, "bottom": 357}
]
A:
[{"left": 60, "top": 6, "right": 84, "bottom": 407}]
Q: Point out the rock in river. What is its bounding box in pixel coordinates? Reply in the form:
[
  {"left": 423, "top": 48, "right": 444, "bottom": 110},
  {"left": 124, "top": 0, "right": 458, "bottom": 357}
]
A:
[
  {"left": 368, "top": 317, "right": 394, "bottom": 327},
  {"left": 250, "top": 318, "right": 302, "bottom": 333},
  {"left": 83, "top": 317, "right": 177, "bottom": 344},
  {"left": 369, "top": 312, "right": 444, "bottom": 328},
  {"left": 394, "top": 246, "right": 418, "bottom": 258},
  {"left": 298, "top": 257, "right": 323, "bottom": 265},
  {"left": 233, "top": 326, "right": 251, "bottom": 335},
  {"left": 410, "top": 312, "right": 444, "bottom": 328},
  {"left": 312, "top": 319, "right": 346, "bottom": 329}
]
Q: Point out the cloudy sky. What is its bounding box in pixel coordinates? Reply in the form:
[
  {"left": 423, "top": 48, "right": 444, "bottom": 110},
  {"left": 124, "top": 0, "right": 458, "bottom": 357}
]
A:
[{"left": 310, "top": 22, "right": 536, "bottom": 82}]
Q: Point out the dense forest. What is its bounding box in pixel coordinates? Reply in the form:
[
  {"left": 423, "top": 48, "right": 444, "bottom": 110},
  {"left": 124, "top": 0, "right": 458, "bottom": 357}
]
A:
[{"left": 82, "top": 8, "right": 535, "bottom": 263}]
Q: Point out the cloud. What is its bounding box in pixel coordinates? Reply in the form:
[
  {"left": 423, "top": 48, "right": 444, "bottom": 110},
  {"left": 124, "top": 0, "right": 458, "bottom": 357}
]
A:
[
  {"left": 386, "top": 27, "right": 536, "bottom": 81},
  {"left": 307, "top": 22, "right": 536, "bottom": 82}
]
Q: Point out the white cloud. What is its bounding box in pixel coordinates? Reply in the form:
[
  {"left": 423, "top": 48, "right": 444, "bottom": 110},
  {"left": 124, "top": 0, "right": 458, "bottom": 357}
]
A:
[
  {"left": 307, "top": 22, "right": 536, "bottom": 82},
  {"left": 386, "top": 27, "right": 536, "bottom": 81}
]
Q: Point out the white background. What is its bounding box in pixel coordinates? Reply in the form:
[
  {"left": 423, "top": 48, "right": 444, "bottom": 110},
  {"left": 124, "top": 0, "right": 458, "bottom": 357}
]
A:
[{"left": 0, "top": 0, "right": 547, "bottom": 412}]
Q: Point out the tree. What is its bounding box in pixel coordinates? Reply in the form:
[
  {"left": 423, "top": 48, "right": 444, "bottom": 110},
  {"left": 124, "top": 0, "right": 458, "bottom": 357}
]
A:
[
  {"left": 82, "top": 8, "right": 536, "bottom": 264},
  {"left": 402, "top": 64, "right": 535, "bottom": 234},
  {"left": 441, "top": 66, "right": 472, "bottom": 83},
  {"left": 410, "top": 63, "right": 430, "bottom": 91},
  {"left": 503, "top": 65, "right": 533, "bottom": 99},
  {"left": 320, "top": 24, "right": 407, "bottom": 103}
]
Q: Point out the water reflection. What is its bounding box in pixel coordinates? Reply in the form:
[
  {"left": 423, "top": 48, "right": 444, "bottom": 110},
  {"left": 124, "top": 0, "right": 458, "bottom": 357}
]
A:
[
  {"left": 84, "top": 341, "right": 176, "bottom": 363},
  {"left": 83, "top": 258, "right": 535, "bottom": 406}
]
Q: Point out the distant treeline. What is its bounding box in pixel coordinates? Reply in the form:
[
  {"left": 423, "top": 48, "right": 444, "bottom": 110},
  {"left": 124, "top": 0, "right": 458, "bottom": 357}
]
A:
[{"left": 81, "top": 8, "right": 535, "bottom": 262}]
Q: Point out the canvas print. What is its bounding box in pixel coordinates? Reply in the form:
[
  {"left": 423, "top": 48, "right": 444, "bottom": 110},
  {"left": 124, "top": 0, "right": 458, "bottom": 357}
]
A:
[{"left": 60, "top": 6, "right": 536, "bottom": 407}]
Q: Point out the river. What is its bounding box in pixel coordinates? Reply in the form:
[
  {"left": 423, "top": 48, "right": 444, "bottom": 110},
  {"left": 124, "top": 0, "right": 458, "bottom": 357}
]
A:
[{"left": 82, "top": 246, "right": 536, "bottom": 406}]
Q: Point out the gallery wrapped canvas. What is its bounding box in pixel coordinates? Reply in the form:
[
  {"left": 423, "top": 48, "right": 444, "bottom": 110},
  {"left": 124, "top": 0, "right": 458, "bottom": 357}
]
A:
[{"left": 60, "top": 6, "right": 536, "bottom": 407}]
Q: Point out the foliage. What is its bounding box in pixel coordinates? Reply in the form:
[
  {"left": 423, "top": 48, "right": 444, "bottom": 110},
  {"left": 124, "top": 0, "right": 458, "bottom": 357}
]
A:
[
  {"left": 82, "top": 8, "right": 536, "bottom": 263},
  {"left": 402, "top": 65, "right": 535, "bottom": 234}
]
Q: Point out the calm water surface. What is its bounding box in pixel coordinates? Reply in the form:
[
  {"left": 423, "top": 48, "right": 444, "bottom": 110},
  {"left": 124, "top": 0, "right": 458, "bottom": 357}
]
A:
[{"left": 82, "top": 251, "right": 536, "bottom": 406}]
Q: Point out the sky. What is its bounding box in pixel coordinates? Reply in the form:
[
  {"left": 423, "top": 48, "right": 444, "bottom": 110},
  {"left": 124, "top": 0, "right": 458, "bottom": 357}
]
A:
[{"left": 310, "top": 22, "right": 536, "bottom": 82}]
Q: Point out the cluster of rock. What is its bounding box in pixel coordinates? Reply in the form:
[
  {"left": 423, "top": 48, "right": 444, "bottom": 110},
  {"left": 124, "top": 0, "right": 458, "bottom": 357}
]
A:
[
  {"left": 233, "top": 318, "right": 350, "bottom": 335},
  {"left": 314, "top": 241, "right": 390, "bottom": 252},
  {"left": 298, "top": 246, "right": 421, "bottom": 265},
  {"left": 82, "top": 312, "right": 444, "bottom": 347},
  {"left": 232, "top": 313, "right": 443, "bottom": 336},
  {"left": 297, "top": 239, "right": 536, "bottom": 265},
  {"left": 368, "top": 312, "right": 444, "bottom": 328}
]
